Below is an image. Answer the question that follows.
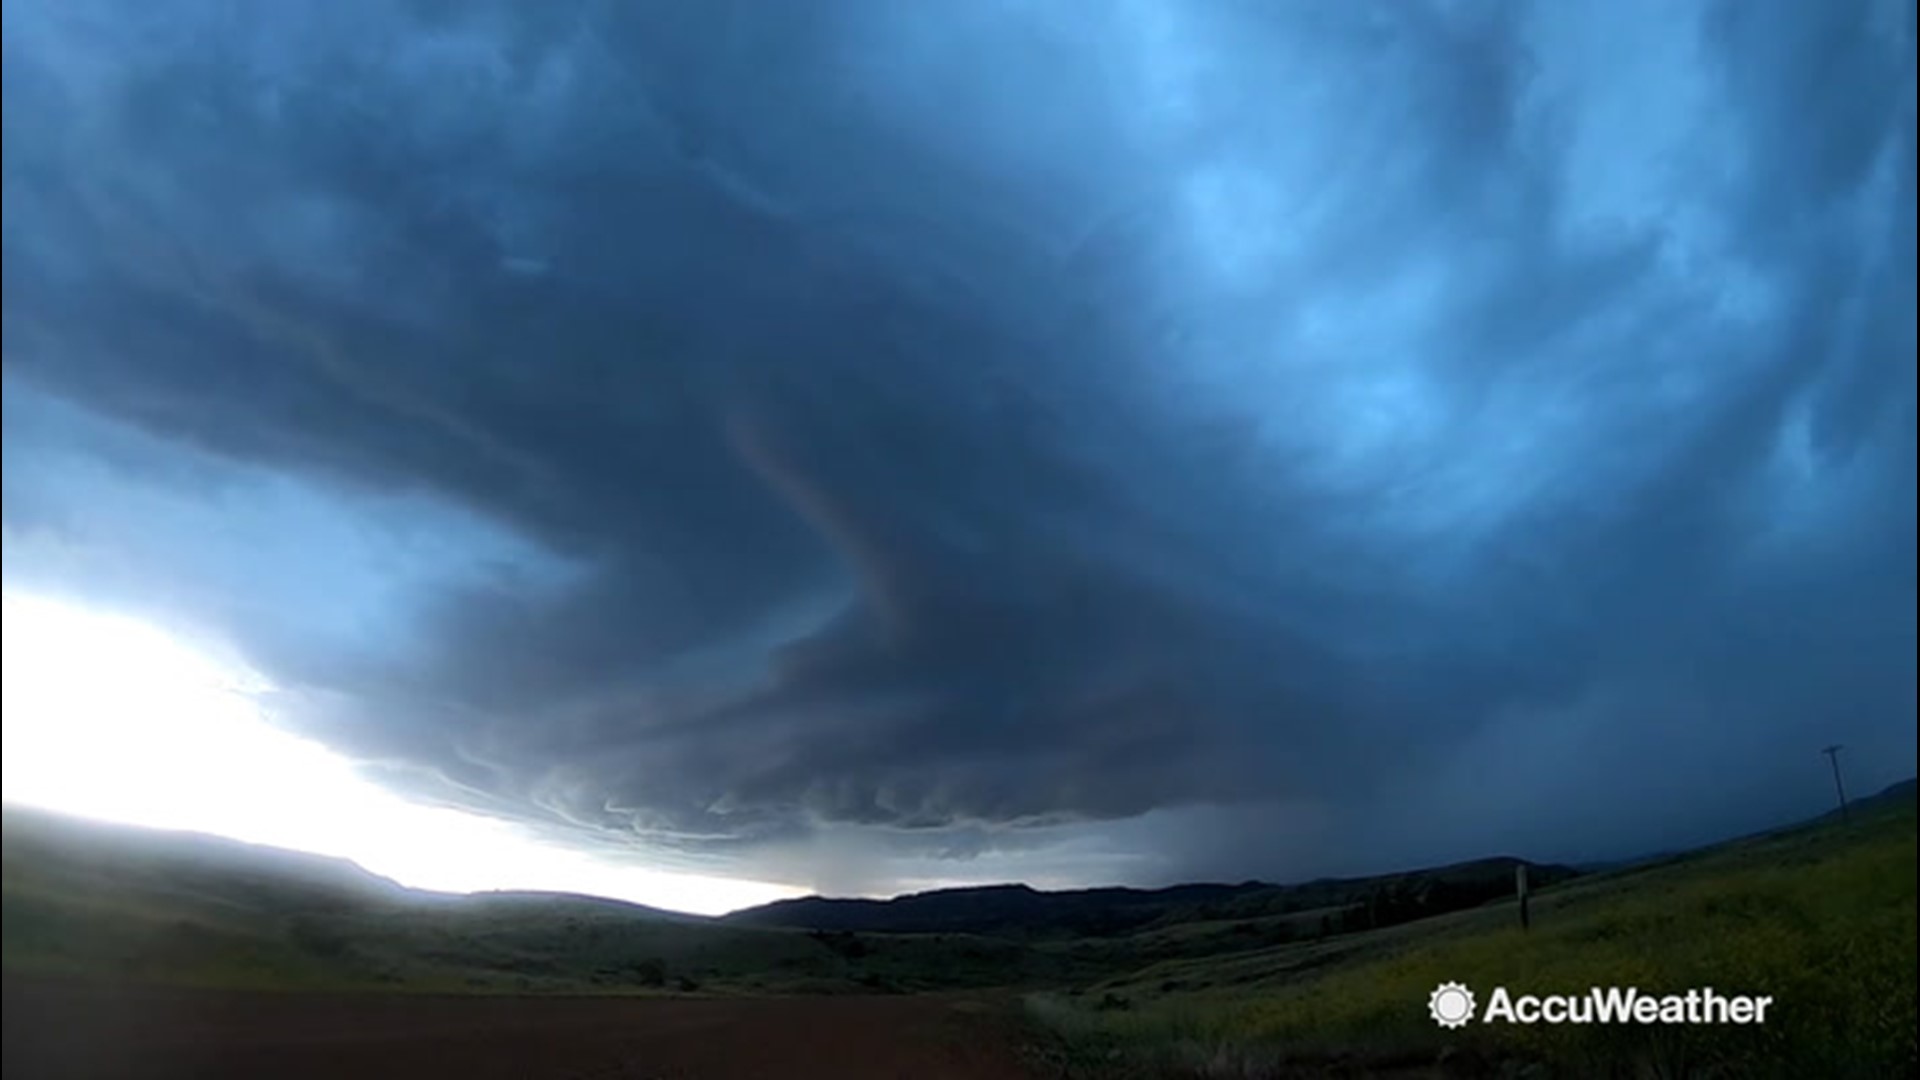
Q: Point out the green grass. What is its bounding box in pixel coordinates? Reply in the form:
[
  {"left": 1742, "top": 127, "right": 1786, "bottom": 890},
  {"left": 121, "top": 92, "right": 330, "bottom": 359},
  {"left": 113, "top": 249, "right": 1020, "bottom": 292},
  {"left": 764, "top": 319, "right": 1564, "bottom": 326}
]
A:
[
  {"left": 8, "top": 796, "right": 1914, "bottom": 1078},
  {"left": 1024, "top": 800, "right": 1917, "bottom": 1078}
]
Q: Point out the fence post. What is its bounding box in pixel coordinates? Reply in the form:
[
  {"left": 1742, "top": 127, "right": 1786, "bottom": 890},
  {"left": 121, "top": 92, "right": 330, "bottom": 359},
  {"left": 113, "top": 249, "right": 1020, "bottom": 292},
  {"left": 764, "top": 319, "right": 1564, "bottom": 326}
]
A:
[{"left": 1516, "top": 863, "right": 1531, "bottom": 931}]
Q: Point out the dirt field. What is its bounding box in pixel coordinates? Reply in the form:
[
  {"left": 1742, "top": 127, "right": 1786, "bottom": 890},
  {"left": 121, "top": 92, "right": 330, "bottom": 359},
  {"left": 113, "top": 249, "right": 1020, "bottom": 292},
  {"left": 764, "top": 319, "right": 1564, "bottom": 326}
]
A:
[{"left": 1, "top": 976, "right": 1040, "bottom": 1080}]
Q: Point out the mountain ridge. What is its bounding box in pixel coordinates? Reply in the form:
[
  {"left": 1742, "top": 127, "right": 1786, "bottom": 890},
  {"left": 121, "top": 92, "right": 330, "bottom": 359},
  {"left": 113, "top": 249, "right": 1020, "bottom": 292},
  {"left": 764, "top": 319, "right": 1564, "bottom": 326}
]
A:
[{"left": 721, "top": 854, "right": 1582, "bottom": 937}]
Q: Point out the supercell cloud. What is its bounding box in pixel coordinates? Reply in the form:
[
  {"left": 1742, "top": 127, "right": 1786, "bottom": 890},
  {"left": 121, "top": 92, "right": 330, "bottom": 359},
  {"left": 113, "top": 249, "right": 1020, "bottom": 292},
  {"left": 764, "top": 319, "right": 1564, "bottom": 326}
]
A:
[{"left": 2, "top": 0, "right": 1914, "bottom": 894}]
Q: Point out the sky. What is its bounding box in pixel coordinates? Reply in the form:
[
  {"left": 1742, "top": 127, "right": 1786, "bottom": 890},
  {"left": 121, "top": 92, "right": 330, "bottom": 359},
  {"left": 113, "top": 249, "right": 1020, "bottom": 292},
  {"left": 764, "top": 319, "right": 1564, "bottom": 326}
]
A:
[{"left": 1, "top": 0, "right": 1914, "bottom": 911}]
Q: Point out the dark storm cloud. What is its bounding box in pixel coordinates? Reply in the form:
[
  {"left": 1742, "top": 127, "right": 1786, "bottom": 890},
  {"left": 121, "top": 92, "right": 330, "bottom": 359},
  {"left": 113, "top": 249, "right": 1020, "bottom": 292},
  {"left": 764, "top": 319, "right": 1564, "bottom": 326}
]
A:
[{"left": 3, "top": 0, "right": 1913, "bottom": 891}]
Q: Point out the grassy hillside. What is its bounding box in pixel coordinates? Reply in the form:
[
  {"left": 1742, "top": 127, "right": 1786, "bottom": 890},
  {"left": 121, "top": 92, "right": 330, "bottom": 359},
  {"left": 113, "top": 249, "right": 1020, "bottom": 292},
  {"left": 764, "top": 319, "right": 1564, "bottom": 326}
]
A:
[
  {"left": 7, "top": 783, "right": 1914, "bottom": 1078},
  {"left": 0, "top": 809, "right": 1081, "bottom": 995},
  {"left": 1023, "top": 783, "right": 1918, "bottom": 1079}
]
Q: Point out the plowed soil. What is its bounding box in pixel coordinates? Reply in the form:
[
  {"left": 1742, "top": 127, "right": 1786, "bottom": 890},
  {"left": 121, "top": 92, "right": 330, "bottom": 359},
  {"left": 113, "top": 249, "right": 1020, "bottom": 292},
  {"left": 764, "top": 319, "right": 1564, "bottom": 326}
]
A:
[{"left": 2, "top": 976, "right": 1039, "bottom": 1080}]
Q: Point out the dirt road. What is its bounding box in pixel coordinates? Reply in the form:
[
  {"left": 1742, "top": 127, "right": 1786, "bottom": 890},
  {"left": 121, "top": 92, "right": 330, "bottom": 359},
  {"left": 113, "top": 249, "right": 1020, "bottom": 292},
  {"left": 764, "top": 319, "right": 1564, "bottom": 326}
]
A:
[{"left": 2, "top": 976, "right": 1040, "bottom": 1080}]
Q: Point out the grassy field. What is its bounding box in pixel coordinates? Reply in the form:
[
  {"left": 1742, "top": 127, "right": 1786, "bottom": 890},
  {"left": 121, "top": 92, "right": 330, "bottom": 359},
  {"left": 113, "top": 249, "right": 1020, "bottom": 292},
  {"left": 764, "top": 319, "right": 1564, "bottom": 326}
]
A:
[
  {"left": 6, "top": 789, "right": 1914, "bottom": 1077},
  {"left": 1021, "top": 794, "right": 1917, "bottom": 1078}
]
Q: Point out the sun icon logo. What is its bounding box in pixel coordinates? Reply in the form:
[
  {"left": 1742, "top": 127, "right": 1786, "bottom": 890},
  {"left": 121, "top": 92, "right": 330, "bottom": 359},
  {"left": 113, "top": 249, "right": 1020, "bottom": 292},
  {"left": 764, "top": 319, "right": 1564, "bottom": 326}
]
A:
[{"left": 1428, "top": 982, "right": 1476, "bottom": 1028}]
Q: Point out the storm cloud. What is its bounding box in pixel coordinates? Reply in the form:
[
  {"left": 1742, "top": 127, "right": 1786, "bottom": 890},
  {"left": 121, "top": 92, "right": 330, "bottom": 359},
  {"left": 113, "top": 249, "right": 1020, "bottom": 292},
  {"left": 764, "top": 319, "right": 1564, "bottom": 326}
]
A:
[{"left": 3, "top": 0, "right": 1914, "bottom": 894}]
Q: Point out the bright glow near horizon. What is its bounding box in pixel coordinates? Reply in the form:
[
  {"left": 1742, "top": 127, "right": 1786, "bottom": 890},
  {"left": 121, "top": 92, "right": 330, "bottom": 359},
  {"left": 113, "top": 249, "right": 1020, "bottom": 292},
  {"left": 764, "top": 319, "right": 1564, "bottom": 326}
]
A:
[{"left": 0, "top": 591, "right": 804, "bottom": 916}]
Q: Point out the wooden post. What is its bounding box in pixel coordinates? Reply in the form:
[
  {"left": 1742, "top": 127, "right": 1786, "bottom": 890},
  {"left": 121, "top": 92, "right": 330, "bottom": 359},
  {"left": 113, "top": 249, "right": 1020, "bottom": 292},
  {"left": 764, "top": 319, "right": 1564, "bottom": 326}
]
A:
[{"left": 1516, "top": 863, "right": 1531, "bottom": 931}]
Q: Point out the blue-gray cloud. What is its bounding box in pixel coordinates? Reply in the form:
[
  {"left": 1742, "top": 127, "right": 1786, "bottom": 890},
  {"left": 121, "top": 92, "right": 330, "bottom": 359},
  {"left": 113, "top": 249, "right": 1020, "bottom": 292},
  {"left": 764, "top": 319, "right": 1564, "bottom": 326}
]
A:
[{"left": 3, "top": 0, "right": 1913, "bottom": 893}]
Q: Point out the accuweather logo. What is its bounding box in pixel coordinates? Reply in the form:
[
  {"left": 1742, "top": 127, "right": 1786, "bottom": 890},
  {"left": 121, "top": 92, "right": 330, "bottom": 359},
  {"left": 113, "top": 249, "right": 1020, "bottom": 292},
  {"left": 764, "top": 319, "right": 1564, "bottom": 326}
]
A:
[
  {"left": 1429, "top": 982, "right": 1477, "bottom": 1029},
  {"left": 1427, "top": 982, "right": 1774, "bottom": 1027}
]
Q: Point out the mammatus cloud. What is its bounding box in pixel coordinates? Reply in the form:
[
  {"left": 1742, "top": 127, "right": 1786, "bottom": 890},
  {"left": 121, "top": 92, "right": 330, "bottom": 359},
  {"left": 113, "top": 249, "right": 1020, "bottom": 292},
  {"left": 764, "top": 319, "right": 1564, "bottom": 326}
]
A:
[{"left": 3, "top": 0, "right": 1913, "bottom": 894}]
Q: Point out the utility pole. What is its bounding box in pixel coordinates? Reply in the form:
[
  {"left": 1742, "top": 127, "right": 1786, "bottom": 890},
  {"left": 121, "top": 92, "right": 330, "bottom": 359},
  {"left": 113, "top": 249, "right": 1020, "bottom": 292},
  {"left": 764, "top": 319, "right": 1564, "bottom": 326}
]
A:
[{"left": 1821, "top": 745, "right": 1851, "bottom": 823}]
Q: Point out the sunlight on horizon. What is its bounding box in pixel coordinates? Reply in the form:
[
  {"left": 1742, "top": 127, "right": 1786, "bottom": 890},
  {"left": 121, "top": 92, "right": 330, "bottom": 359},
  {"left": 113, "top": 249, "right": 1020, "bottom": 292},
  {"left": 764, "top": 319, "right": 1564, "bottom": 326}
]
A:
[{"left": 0, "top": 591, "right": 804, "bottom": 916}]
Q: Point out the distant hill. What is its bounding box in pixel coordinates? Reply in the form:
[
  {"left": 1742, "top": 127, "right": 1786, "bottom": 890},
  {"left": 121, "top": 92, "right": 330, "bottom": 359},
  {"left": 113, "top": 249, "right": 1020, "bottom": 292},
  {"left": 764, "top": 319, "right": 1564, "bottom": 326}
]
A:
[
  {"left": 2, "top": 807, "right": 410, "bottom": 904},
  {"left": 1574, "top": 776, "right": 1919, "bottom": 874},
  {"left": 1786, "top": 774, "right": 1918, "bottom": 830},
  {"left": 721, "top": 778, "right": 1920, "bottom": 935},
  {"left": 723, "top": 855, "right": 1582, "bottom": 938},
  {"left": 1853, "top": 776, "right": 1918, "bottom": 813},
  {"left": 0, "top": 808, "right": 692, "bottom": 922},
  {"left": 0, "top": 807, "right": 786, "bottom": 994},
  {"left": 0, "top": 807, "right": 1081, "bottom": 994},
  {"left": 6, "top": 778, "right": 1908, "bottom": 997}
]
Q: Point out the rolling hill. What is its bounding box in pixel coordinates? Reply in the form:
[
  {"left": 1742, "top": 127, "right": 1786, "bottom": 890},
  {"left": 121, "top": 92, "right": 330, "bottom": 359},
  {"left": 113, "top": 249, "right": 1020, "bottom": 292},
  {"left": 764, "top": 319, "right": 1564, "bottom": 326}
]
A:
[
  {"left": 1023, "top": 776, "right": 1917, "bottom": 1078},
  {"left": 722, "top": 857, "right": 1581, "bottom": 940},
  {"left": 4, "top": 778, "right": 1912, "bottom": 1014}
]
